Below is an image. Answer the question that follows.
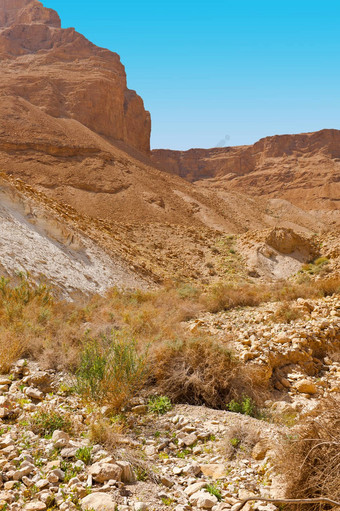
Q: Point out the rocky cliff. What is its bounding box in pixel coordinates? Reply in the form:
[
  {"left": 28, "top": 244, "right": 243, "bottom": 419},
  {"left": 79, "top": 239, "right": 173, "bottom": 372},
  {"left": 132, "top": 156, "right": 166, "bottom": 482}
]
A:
[
  {"left": 0, "top": 0, "right": 151, "bottom": 153},
  {"left": 152, "top": 129, "right": 340, "bottom": 213}
]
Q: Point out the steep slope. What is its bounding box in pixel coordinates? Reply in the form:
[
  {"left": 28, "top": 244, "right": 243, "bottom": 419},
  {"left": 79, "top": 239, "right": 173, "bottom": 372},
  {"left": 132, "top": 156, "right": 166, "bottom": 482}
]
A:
[
  {"left": 0, "top": 85, "right": 331, "bottom": 232},
  {"left": 152, "top": 129, "right": 340, "bottom": 220},
  {"left": 0, "top": 173, "right": 149, "bottom": 296}
]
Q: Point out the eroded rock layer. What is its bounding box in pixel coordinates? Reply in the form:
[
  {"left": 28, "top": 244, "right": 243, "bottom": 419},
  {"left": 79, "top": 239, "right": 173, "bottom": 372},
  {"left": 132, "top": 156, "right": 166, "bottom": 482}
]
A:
[{"left": 152, "top": 129, "right": 340, "bottom": 214}]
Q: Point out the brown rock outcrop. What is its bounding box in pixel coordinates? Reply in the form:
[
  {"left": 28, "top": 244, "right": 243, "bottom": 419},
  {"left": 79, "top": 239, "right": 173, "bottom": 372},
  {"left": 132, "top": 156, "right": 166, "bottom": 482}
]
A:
[
  {"left": 0, "top": 0, "right": 150, "bottom": 153},
  {"left": 152, "top": 130, "right": 340, "bottom": 214}
]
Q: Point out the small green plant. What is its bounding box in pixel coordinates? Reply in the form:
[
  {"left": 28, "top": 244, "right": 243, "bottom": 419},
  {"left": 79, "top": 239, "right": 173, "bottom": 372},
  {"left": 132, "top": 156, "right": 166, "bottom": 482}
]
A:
[
  {"left": 30, "top": 409, "right": 71, "bottom": 437},
  {"left": 206, "top": 483, "right": 223, "bottom": 501},
  {"left": 161, "top": 497, "right": 174, "bottom": 506},
  {"left": 75, "top": 446, "right": 92, "bottom": 465},
  {"left": 158, "top": 452, "right": 169, "bottom": 460},
  {"left": 59, "top": 382, "right": 75, "bottom": 395},
  {"left": 148, "top": 395, "right": 172, "bottom": 415},
  {"left": 230, "top": 437, "right": 241, "bottom": 448},
  {"left": 227, "top": 396, "right": 257, "bottom": 417},
  {"left": 176, "top": 448, "right": 191, "bottom": 458},
  {"left": 301, "top": 257, "right": 330, "bottom": 276},
  {"left": 61, "top": 461, "right": 82, "bottom": 483},
  {"left": 135, "top": 467, "right": 148, "bottom": 481}
]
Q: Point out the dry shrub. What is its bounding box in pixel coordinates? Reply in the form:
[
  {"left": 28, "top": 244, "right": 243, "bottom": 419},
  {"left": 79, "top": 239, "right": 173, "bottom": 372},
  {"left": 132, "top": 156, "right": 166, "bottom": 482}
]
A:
[
  {"left": 89, "top": 416, "right": 124, "bottom": 451},
  {"left": 89, "top": 416, "right": 157, "bottom": 482},
  {"left": 201, "top": 277, "right": 340, "bottom": 314},
  {"left": 270, "top": 302, "right": 304, "bottom": 324},
  {"left": 202, "top": 282, "right": 269, "bottom": 313},
  {"left": 314, "top": 275, "right": 340, "bottom": 296},
  {"left": 276, "top": 397, "right": 340, "bottom": 509},
  {"left": 0, "top": 331, "right": 24, "bottom": 373},
  {"left": 151, "top": 336, "right": 263, "bottom": 409},
  {"left": 220, "top": 423, "right": 260, "bottom": 460}
]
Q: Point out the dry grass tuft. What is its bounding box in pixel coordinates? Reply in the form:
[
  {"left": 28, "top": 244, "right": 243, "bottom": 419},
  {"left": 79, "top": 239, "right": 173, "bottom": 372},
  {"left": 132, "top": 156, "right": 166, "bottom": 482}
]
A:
[
  {"left": 89, "top": 416, "right": 125, "bottom": 451},
  {"left": 270, "top": 302, "right": 304, "bottom": 324},
  {"left": 201, "top": 276, "right": 340, "bottom": 314},
  {"left": 276, "top": 397, "right": 340, "bottom": 509},
  {"left": 220, "top": 423, "right": 260, "bottom": 460}
]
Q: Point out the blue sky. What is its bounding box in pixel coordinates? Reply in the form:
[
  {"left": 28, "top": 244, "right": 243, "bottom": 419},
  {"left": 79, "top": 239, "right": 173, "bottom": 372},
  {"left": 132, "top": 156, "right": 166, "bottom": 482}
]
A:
[{"left": 43, "top": 0, "right": 340, "bottom": 150}]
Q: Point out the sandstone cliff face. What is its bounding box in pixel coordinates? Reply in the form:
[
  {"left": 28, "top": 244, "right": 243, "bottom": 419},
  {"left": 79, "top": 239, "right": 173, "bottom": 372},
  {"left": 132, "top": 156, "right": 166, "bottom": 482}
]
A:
[
  {"left": 152, "top": 129, "right": 340, "bottom": 213},
  {"left": 0, "top": 0, "right": 151, "bottom": 153}
]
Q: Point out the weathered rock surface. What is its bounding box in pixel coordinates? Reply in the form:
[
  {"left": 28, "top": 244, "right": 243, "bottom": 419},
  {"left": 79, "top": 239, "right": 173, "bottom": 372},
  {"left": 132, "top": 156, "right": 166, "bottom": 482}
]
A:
[
  {"left": 0, "top": 0, "right": 150, "bottom": 154},
  {"left": 82, "top": 492, "right": 117, "bottom": 511},
  {"left": 152, "top": 130, "right": 340, "bottom": 222}
]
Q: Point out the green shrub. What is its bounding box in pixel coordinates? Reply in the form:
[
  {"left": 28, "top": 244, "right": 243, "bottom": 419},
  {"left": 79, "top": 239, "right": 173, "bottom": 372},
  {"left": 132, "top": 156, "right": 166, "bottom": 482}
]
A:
[
  {"left": 227, "top": 396, "right": 257, "bottom": 417},
  {"left": 75, "top": 446, "right": 92, "bottom": 465},
  {"left": 148, "top": 395, "right": 172, "bottom": 415},
  {"left": 206, "top": 483, "right": 223, "bottom": 501},
  {"left": 135, "top": 467, "right": 148, "bottom": 481},
  {"left": 31, "top": 409, "right": 71, "bottom": 437},
  {"left": 75, "top": 333, "right": 149, "bottom": 412},
  {"left": 60, "top": 461, "right": 82, "bottom": 483},
  {"left": 177, "top": 283, "right": 200, "bottom": 299}
]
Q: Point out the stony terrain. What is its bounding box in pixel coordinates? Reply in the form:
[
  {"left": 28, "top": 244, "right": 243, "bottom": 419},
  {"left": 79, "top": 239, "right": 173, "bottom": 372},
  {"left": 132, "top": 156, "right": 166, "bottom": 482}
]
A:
[
  {"left": 189, "top": 295, "right": 340, "bottom": 399},
  {"left": 0, "top": 289, "right": 338, "bottom": 511}
]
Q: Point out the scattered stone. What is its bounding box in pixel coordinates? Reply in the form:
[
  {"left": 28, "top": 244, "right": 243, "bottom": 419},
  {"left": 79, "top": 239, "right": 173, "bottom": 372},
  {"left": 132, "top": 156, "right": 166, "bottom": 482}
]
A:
[
  {"left": 200, "top": 463, "right": 226, "bottom": 479},
  {"left": 89, "top": 462, "right": 122, "bottom": 483},
  {"left": 295, "top": 380, "right": 317, "bottom": 394},
  {"left": 24, "top": 502, "right": 47, "bottom": 511},
  {"left": 25, "top": 387, "right": 44, "bottom": 401},
  {"left": 52, "top": 430, "right": 70, "bottom": 448}
]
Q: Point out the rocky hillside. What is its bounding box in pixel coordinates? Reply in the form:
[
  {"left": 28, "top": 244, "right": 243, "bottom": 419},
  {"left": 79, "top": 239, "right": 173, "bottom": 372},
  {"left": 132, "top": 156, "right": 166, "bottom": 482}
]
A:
[{"left": 152, "top": 129, "right": 340, "bottom": 224}]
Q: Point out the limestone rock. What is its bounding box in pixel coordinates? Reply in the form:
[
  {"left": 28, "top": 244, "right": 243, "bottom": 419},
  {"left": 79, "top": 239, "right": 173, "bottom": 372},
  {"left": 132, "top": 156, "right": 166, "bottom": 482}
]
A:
[
  {"left": 185, "top": 481, "right": 207, "bottom": 496},
  {"left": 295, "top": 380, "right": 317, "bottom": 394},
  {"left": 89, "top": 462, "right": 122, "bottom": 483},
  {"left": 190, "top": 490, "right": 218, "bottom": 509},
  {"left": 82, "top": 492, "right": 117, "bottom": 511},
  {"left": 24, "top": 502, "right": 47, "bottom": 511},
  {"left": 25, "top": 387, "right": 44, "bottom": 401},
  {"left": 116, "top": 461, "right": 136, "bottom": 483},
  {"left": 51, "top": 430, "right": 70, "bottom": 449},
  {"left": 200, "top": 463, "right": 226, "bottom": 479}
]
